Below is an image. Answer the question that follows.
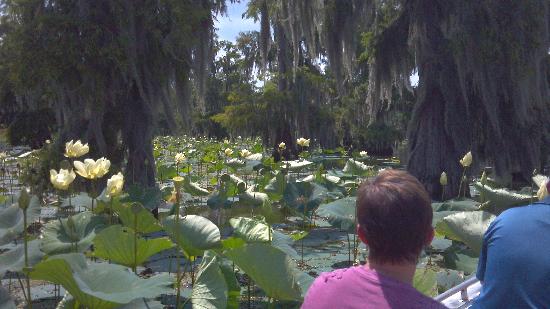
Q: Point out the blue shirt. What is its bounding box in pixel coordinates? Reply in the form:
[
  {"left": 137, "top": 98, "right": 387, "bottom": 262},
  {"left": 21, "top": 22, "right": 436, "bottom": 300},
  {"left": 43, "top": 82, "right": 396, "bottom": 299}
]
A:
[{"left": 472, "top": 198, "right": 550, "bottom": 308}]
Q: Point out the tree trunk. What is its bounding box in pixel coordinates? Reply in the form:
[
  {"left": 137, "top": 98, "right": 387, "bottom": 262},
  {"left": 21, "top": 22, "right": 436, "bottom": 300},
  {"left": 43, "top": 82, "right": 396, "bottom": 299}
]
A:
[{"left": 123, "top": 83, "right": 156, "bottom": 187}]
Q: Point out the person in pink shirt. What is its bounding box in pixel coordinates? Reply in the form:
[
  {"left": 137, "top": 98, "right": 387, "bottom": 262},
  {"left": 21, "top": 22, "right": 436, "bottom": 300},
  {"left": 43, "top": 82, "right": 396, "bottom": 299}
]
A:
[{"left": 302, "top": 169, "right": 445, "bottom": 309}]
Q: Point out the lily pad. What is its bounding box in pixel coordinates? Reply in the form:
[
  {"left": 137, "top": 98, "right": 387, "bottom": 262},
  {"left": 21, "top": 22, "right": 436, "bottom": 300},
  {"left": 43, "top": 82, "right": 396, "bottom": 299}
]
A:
[
  {"left": 0, "top": 240, "right": 44, "bottom": 277},
  {"left": 283, "top": 182, "right": 329, "bottom": 213},
  {"left": 30, "top": 253, "right": 172, "bottom": 309},
  {"left": 413, "top": 267, "right": 438, "bottom": 297}
]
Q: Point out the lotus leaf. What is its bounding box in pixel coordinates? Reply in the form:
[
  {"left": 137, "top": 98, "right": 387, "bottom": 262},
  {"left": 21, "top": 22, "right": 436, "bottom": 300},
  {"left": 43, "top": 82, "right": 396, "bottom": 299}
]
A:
[
  {"left": 224, "top": 243, "right": 303, "bottom": 301},
  {"left": 436, "top": 269, "right": 466, "bottom": 292},
  {"left": 443, "top": 246, "right": 479, "bottom": 274},
  {"left": 191, "top": 251, "right": 239, "bottom": 309},
  {"left": 206, "top": 190, "right": 233, "bottom": 209},
  {"left": 229, "top": 217, "right": 270, "bottom": 242},
  {"left": 342, "top": 159, "right": 373, "bottom": 176},
  {"left": 30, "top": 253, "right": 172, "bottom": 309},
  {"left": 316, "top": 197, "right": 357, "bottom": 233},
  {"left": 41, "top": 211, "right": 106, "bottom": 255},
  {"left": 413, "top": 268, "right": 438, "bottom": 297},
  {"left": 0, "top": 286, "right": 15, "bottom": 309},
  {"left": 225, "top": 158, "right": 245, "bottom": 169},
  {"left": 183, "top": 177, "right": 210, "bottom": 196},
  {"left": 473, "top": 182, "right": 532, "bottom": 214},
  {"left": 435, "top": 211, "right": 495, "bottom": 254},
  {"left": 0, "top": 240, "right": 44, "bottom": 277},
  {"left": 264, "top": 172, "right": 286, "bottom": 201},
  {"left": 121, "top": 185, "right": 162, "bottom": 210},
  {"left": 283, "top": 182, "right": 329, "bottom": 213},
  {"left": 93, "top": 225, "right": 173, "bottom": 268},
  {"left": 431, "top": 199, "right": 479, "bottom": 212},
  {"left": 162, "top": 215, "right": 221, "bottom": 257},
  {"left": 238, "top": 189, "right": 269, "bottom": 207},
  {"left": 281, "top": 160, "right": 313, "bottom": 171},
  {"left": 60, "top": 192, "right": 93, "bottom": 209},
  {"left": 113, "top": 202, "right": 162, "bottom": 234},
  {"left": 0, "top": 195, "right": 40, "bottom": 245}
]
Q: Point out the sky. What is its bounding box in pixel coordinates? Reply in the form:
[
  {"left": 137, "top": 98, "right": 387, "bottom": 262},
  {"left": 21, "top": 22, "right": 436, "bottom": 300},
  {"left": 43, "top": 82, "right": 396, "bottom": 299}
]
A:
[
  {"left": 214, "top": 0, "right": 258, "bottom": 42},
  {"left": 213, "top": 1, "right": 419, "bottom": 87}
]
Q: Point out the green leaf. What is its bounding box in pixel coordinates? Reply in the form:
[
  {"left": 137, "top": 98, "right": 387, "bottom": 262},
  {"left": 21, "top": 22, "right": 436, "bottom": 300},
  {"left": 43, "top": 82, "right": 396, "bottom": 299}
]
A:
[
  {"left": 281, "top": 160, "right": 313, "bottom": 171},
  {"left": 156, "top": 163, "right": 177, "bottom": 180},
  {"left": 436, "top": 269, "right": 466, "bottom": 292},
  {"left": 162, "top": 215, "right": 221, "bottom": 257},
  {"left": 113, "top": 202, "right": 162, "bottom": 234},
  {"left": 224, "top": 243, "right": 303, "bottom": 301},
  {"left": 229, "top": 217, "right": 270, "bottom": 242},
  {"left": 435, "top": 211, "right": 495, "bottom": 254},
  {"left": 431, "top": 199, "right": 479, "bottom": 212},
  {"left": 0, "top": 240, "right": 44, "bottom": 277},
  {"left": 473, "top": 182, "right": 532, "bottom": 214},
  {"left": 283, "top": 181, "right": 328, "bottom": 213},
  {"left": 0, "top": 286, "right": 15, "bottom": 309},
  {"left": 41, "top": 211, "right": 106, "bottom": 255},
  {"left": 183, "top": 177, "right": 210, "bottom": 196},
  {"left": 30, "top": 253, "right": 172, "bottom": 309},
  {"left": 0, "top": 195, "right": 41, "bottom": 245},
  {"left": 93, "top": 225, "right": 173, "bottom": 268},
  {"left": 413, "top": 268, "right": 438, "bottom": 297},
  {"left": 316, "top": 197, "right": 356, "bottom": 233},
  {"left": 264, "top": 172, "right": 286, "bottom": 201},
  {"left": 443, "top": 246, "right": 479, "bottom": 274},
  {"left": 191, "top": 251, "right": 232, "bottom": 309},
  {"left": 121, "top": 185, "right": 162, "bottom": 210},
  {"left": 61, "top": 192, "right": 93, "bottom": 209},
  {"left": 237, "top": 189, "right": 269, "bottom": 207}
]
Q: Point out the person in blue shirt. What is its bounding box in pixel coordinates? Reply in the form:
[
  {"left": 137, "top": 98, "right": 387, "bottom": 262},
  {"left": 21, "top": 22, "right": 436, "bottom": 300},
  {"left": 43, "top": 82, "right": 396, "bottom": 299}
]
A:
[{"left": 472, "top": 181, "right": 550, "bottom": 308}]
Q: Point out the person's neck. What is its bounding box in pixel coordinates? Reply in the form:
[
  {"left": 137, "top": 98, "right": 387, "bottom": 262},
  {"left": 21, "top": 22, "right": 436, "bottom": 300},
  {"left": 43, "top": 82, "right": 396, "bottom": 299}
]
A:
[{"left": 366, "top": 259, "right": 416, "bottom": 285}]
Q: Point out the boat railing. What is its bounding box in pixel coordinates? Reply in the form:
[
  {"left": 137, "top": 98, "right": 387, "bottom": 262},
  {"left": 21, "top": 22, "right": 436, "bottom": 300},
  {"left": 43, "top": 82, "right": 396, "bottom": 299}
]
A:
[{"left": 434, "top": 277, "right": 481, "bottom": 308}]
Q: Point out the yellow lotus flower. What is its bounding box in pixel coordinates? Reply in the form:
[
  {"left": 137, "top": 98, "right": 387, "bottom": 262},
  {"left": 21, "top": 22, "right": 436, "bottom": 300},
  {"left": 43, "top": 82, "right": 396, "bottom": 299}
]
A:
[
  {"left": 537, "top": 180, "right": 548, "bottom": 201},
  {"left": 175, "top": 153, "right": 186, "bottom": 164},
  {"left": 50, "top": 168, "right": 76, "bottom": 190},
  {"left": 106, "top": 172, "right": 124, "bottom": 198},
  {"left": 64, "top": 140, "right": 90, "bottom": 158},
  {"left": 460, "top": 151, "right": 472, "bottom": 167},
  {"left": 240, "top": 149, "right": 252, "bottom": 158},
  {"left": 359, "top": 151, "right": 368, "bottom": 158},
  {"left": 279, "top": 142, "right": 286, "bottom": 150},
  {"left": 224, "top": 148, "right": 233, "bottom": 156},
  {"left": 73, "top": 158, "right": 111, "bottom": 179},
  {"left": 296, "top": 138, "right": 310, "bottom": 147},
  {"left": 440, "top": 172, "right": 448, "bottom": 186}
]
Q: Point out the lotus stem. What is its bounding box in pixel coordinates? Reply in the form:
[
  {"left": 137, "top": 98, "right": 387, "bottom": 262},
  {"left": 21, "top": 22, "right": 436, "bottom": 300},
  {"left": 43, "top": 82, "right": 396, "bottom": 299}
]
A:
[
  {"left": 441, "top": 185, "right": 446, "bottom": 201},
  {"left": 23, "top": 207, "right": 32, "bottom": 309},
  {"left": 457, "top": 167, "right": 467, "bottom": 199},
  {"left": 174, "top": 184, "right": 182, "bottom": 309}
]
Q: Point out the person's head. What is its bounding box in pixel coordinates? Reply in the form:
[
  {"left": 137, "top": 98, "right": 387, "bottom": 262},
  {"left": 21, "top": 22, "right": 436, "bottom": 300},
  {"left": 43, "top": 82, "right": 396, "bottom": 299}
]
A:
[{"left": 356, "top": 169, "right": 434, "bottom": 265}]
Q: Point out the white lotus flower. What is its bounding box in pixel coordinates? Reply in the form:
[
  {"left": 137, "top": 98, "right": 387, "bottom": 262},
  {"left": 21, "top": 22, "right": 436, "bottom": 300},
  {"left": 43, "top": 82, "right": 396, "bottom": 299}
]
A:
[
  {"left": 106, "top": 172, "right": 124, "bottom": 198},
  {"left": 65, "top": 140, "right": 90, "bottom": 158},
  {"left": 359, "top": 151, "right": 368, "bottom": 158},
  {"left": 73, "top": 158, "right": 111, "bottom": 179},
  {"left": 224, "top": 148, "right": 233, "bottom": 156},
  {"left": 240, "top": 149, "right": 252, "bottom": 158},
  {"left": 296, "top": 138, "right": 310, "bottom": 147},
  {"left": 440, "top": 172, "right": 448, "bottom": 186},
  {"left": 50, "top": 168, "right": 76, "bottom": 190},
  {"left": 537, "top": 180, "right": 548, "bottom": 201},
  {"left": 279, "top": 142, "right": 286, "bottom": 149},
  {"left": 175, "top": 153, "right": 186, "bottom": 164},
  {"left": 460, "top": 151, "right": 472, "bottom": 167}
]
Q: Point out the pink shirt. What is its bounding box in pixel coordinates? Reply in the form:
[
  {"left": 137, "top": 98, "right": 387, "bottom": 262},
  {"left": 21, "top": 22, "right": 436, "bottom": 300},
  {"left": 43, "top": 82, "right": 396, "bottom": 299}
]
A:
[{"left": 301, "top": 266, "right": 445, "bottom": 309}]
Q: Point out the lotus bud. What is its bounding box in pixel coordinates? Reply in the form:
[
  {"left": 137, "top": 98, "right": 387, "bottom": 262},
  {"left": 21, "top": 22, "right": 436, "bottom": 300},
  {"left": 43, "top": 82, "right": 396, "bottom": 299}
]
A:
[
  {"left": 480, "top": 170, "right": 487, "bottom": 185},
  {"left": 50, "top": 168, "right": 76, "bottom": 190},
  {"left": 175, "top": 153, "right": 186, "bottom": 164},
  {"left": 18, "top": 188, "right": 31, "bottom": 210},
  {"left": 440, "top": 172, "right": 448, "bottom": 186},
  {"left": 106, "top": 172, "right": 124, "bottom": 198},
  {"left": 460, "top": 151, "right": 472, "bottom": 167},
  {"left": 359, "top": 151, "right": 368, "bottom": 158},
  {"left": 279, "top": 142, "right": 286, "bottom": 150},
  {"left": 64, "top": 140, "right": 90, "bottom": 158},
  {"left": 224, "top": 148, "right": 233, "bottom": 156}
]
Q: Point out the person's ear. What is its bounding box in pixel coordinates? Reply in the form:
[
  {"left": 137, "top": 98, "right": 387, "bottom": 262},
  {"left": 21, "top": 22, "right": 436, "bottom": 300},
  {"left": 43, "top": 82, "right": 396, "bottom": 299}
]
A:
[
  {"left": 425, "top": 227, "right": 435, "bottom": 246},
  {"left": 357, "top": 224, "right": 368, "bottom": 245}
]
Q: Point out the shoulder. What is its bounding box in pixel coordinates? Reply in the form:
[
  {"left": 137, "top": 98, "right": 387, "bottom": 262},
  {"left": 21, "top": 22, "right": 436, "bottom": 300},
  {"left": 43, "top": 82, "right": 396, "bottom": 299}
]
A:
[{"left": 302, "top": 268, "right": 361, "bottom": 307}]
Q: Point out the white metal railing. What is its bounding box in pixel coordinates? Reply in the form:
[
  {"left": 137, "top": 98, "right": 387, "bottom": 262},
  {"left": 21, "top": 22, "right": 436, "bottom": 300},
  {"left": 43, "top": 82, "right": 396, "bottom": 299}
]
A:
[{"left": 434, "top": 277, "right": 481, "bottom": 308}]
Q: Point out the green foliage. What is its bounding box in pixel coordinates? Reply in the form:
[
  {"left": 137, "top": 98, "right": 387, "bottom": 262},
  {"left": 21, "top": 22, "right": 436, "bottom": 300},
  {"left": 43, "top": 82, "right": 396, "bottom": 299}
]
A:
[{"left": 162, "top": 215, "right": 222, "bottom": 258}]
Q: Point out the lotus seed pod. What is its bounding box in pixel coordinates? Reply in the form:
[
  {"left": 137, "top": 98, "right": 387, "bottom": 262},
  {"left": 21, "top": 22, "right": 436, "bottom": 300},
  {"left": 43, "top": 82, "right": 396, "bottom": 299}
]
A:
[
  {"left": 18, "top": 188, "right": 31, "bottom": 210},
  {"left": 220, "top": 174, "right": 230, "bottom": 182},
  {"left": 173, "top": 176, "right": 184, "bottom": 189}
]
